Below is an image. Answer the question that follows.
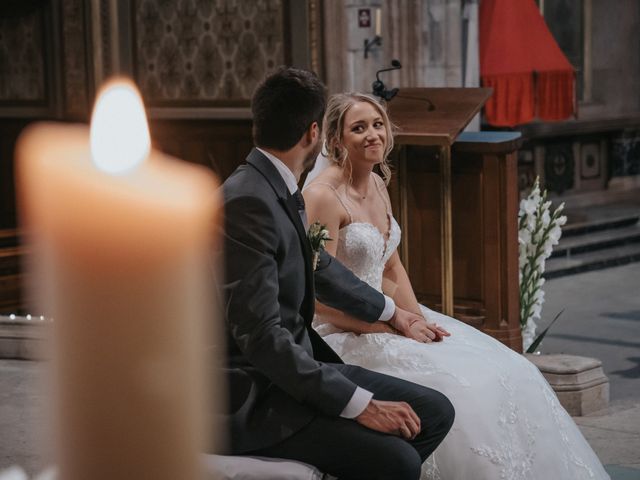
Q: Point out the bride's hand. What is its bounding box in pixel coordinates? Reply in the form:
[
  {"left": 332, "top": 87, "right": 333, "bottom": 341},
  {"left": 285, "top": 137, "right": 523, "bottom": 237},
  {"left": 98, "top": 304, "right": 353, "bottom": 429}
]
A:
[
  {"left": 425, "top": 321, "right": 451, "bottom": 341},
  {"left": 390, "top": 308, "right": 436, "bottom": 343},
  {"left": 420, "top": 311, "right": 451, "bottom": 341}
]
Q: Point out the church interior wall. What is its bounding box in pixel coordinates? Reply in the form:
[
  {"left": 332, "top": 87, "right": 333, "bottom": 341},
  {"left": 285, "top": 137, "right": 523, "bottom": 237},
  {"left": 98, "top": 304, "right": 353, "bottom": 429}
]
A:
[
  {"left": 586, "top": 0, "right": 640, "bottom": 118},
  {"left": 519, "top": 0, "right": 640, "bottom": 196},
  {"left": 0, "top": 0, "right": 638, "bottom": 313}
]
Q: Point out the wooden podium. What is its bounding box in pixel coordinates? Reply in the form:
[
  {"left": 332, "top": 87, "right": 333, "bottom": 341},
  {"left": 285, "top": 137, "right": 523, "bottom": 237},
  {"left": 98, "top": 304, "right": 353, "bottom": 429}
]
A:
[{"left": 386, "top": 88, "right": 523, "bottom": 351}]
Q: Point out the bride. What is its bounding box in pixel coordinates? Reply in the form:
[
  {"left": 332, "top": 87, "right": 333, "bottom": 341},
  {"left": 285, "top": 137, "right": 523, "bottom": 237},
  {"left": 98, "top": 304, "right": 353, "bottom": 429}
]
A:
[{"left": 303, "top": 92, "right": 609, "bottom": 480}]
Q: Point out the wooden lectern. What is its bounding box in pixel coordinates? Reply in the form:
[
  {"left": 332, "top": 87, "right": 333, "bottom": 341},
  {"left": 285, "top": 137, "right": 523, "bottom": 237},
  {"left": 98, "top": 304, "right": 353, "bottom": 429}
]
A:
[{"left": 386, "top": 88, "right": 523, "bottom": 351}]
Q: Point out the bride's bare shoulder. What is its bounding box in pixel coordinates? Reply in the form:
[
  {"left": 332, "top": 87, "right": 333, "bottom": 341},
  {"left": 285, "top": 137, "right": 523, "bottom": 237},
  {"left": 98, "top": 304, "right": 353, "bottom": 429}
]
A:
[
  {"left": 303, "top": 178, "right": 341, "bottom": 207},
  {"left": 303, "top": 170, "right": 348, "bottom": 213}
]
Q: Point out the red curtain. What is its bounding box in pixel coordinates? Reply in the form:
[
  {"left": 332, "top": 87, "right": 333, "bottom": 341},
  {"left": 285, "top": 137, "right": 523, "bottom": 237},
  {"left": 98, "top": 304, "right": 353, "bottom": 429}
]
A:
[{"left": 480, "top": 0, "right": 576, "bottom": 127}]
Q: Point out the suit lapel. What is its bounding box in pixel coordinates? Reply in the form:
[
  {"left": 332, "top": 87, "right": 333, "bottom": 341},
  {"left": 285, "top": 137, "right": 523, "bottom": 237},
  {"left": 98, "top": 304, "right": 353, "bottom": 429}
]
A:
[{"left": 247, "top": 150, "right": 315, "bottom": 321}]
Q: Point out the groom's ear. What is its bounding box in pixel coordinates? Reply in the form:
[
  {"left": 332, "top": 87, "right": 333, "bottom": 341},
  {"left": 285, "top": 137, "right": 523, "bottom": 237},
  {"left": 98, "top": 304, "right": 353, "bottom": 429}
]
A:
[{"left": 303, "top": 122, "right": 319, "bottom": 147}]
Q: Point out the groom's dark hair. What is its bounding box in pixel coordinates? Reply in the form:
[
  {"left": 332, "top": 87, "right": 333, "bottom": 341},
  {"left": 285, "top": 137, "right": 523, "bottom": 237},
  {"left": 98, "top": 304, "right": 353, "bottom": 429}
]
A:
[{"left": 251, "top": 66, "right": 327, "bottom": 151}]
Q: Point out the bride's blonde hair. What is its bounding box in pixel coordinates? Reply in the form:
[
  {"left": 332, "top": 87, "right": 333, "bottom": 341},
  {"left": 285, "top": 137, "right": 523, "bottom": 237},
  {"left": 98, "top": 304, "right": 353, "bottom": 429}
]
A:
[{"left": 322, "top": 93, "right": 394, "bottom": 185}]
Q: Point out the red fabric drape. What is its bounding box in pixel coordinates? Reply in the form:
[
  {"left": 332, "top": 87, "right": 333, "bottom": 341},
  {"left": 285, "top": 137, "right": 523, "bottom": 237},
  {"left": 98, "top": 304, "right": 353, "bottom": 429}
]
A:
[{"left": 480, "top": 0, "right": 576, "bottom": 127}]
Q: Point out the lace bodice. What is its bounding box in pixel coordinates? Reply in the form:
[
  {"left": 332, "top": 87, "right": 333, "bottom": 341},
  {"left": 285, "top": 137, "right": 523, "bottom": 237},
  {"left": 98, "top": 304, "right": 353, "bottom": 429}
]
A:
[
  {"left": 336, "top": 216, "right": 401, "bottom": 292},
  {"left": 304, "top": 177, "right": 399, "bottom": 293}
]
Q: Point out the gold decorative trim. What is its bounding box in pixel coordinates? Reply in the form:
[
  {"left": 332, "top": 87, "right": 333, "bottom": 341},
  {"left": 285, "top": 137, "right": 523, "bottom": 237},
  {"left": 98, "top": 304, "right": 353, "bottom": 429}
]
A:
[{"left": 440, "top": 146, "right": 454, "bottom": 316}]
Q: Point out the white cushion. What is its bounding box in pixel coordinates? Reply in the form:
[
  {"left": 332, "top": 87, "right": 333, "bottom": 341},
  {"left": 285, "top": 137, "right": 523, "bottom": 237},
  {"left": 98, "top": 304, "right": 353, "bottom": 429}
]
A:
[{"left": 202, "top": 454, "right": 326, "bottom": 480}]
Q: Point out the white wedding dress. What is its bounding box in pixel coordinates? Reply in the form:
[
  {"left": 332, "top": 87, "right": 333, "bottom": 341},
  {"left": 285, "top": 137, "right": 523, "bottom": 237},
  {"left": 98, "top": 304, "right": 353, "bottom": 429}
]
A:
[{"left": 311, "top": 192, "right": 609, "bottom": 479}]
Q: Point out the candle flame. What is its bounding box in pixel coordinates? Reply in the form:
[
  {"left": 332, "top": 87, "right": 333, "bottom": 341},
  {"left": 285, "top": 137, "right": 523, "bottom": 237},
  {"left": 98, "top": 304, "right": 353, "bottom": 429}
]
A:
[{"left": 90, "top": 80, "right": 151, "bottom": 174}]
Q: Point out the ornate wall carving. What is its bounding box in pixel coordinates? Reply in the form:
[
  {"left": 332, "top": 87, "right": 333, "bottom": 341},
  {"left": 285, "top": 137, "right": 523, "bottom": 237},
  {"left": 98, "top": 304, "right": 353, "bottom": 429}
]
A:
[
  {"left": 611, "top": 130, "right": 640, "bottom": 177},
  {"left": 0, "top": 5, "right": 47, "bottom": 103},
  {"left": 133, "top": 0, "right": 286, "bottom": 106},
  {"left": 544, "top": 142, "right": 575, "bottom": 194}
]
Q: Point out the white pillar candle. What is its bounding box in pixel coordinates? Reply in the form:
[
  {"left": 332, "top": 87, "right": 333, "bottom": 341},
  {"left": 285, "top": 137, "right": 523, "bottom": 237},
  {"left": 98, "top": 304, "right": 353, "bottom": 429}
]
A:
[
  {"left": 375, "top": 8, "right": 382, "bottom": 36},
  {"left": 16, "top": 79, "right": 221, "bottom": 480}
]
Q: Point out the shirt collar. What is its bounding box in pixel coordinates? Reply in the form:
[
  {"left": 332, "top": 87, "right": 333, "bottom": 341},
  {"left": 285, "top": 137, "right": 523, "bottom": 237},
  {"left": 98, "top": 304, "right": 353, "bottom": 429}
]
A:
[{"left": 256, "top": 147, "right": 299, "bottom": 195}]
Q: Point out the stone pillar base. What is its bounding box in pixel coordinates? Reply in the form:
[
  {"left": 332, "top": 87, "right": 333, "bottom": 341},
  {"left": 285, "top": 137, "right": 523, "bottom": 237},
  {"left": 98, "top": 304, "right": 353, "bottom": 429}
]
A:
[{"left": 525, "top": 353, "right": 609, "bottom": 416}]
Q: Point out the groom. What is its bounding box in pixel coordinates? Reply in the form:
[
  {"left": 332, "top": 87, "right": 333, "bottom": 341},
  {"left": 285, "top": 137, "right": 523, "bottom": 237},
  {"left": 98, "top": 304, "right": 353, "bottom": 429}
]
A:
[{"left": 221, "top": 67, "right": 454, "bottom": 479}]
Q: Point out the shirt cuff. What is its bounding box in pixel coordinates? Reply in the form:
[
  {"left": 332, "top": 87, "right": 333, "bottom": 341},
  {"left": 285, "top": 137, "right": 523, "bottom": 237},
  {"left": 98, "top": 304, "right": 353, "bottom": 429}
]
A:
[
  {"left": 378, "top": 295, "right": 396, "bottom": 322},
  {"left": 340, "top": 387, "right": 374, "bottom": 419}
]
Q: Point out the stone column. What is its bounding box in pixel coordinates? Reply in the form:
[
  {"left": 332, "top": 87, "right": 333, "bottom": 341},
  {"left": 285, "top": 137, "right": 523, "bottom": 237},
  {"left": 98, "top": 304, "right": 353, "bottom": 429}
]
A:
[
  {"left": 418, "top": 0, "right": 463, "bottom": 87},
  {"left": 463, "top": 0, "right": 480, "bottom": 131},
  {"left": 324, "top": 0, "right": 385, "bottom": 94}
]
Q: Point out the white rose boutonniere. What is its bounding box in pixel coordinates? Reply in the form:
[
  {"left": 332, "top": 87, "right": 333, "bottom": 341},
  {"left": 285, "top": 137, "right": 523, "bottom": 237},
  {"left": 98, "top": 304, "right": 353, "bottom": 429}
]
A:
[{"left": 307, "top": 221, "right": 333, "bottom": 271}]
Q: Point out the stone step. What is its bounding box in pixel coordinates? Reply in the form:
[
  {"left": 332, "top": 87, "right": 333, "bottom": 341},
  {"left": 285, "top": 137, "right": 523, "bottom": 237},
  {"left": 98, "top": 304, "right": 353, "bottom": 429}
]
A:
[
  {"left": 542, "top": 197, "right": 640, "bottom": 277},
  {"left": 0, "top": 316, "right": 48, "bottom": 360},
  {"left": 552, "top": 221, "right": 640, "bottom": 257},
  {"left": 562, "top": 213, "right": 640, "bottom": 238},
  {"left": 546, "top": 241, "right": 640, "bottom": 278}
]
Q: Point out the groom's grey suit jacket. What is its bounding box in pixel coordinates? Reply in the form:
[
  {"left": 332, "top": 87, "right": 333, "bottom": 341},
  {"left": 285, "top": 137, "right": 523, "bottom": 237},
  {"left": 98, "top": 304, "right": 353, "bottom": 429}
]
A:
[{"left": 222, "top": 149, "right": 386, "bottom": 453}]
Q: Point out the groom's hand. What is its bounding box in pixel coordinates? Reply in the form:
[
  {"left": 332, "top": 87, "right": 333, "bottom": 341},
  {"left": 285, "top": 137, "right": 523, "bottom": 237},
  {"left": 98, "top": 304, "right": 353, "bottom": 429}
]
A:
[
  {"left": 355, "top": 399, "right": 421, "bottom": 440},
  {"left": 390, "top": 308, "right": 436, "bottom": 343}
]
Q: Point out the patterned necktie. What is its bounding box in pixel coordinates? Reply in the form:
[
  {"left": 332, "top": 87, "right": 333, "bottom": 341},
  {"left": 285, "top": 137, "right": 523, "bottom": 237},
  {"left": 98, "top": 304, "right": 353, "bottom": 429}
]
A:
[{"left": 292, "top": 190, "right": 308, "bottom": 229}]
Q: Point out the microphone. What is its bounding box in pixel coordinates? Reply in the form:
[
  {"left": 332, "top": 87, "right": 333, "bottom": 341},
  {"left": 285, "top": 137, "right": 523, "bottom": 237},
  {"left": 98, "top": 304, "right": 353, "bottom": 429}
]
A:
[{"left": 371, "top": 59, "right": 402, "bottom": 102}]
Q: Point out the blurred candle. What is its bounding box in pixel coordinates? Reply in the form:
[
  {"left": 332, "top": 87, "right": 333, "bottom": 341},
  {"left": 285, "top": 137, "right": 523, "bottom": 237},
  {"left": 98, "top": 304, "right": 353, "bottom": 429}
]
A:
[
  {"left": 375, "top": 8, "right": 381, "bottom": 36},
  {"left": 16, "top": 79, "right": 220, "bottom": 480}
]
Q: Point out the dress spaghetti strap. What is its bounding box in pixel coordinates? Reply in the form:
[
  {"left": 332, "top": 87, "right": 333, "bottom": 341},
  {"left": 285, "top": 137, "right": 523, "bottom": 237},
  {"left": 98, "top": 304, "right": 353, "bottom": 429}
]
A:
[{"left": 372, "top": 174, "right": 392, "bottom": 217}]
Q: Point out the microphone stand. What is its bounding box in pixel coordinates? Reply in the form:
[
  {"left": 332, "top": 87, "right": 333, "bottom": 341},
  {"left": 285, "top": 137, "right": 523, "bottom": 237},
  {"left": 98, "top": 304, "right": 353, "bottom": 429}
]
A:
[{"left": 371, "top": 60, "right": 402, "bottom": 102}]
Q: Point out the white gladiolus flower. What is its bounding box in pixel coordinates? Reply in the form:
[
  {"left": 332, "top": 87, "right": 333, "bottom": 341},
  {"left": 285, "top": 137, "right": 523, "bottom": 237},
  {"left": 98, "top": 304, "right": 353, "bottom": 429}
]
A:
[
  {"left": 549, "top": 226, "right": 562, "bottom": 243},
  {"left": 519, "top": 232, "right": 531, "bottom": 248},
  {"left": 518, "top": 177, "right": 566, "bottom": 351},
  {"left": 541, "top": 209, "right": 551, "bottom": 225},
  {"left": 532, "top": 303, "right": 542, "bottom": 319},
  {"left": 519, "top": 253, "right": 528, "bottom": 270},
  {"left": 523, "top": 198, "right": 538, "bottom": 215}
]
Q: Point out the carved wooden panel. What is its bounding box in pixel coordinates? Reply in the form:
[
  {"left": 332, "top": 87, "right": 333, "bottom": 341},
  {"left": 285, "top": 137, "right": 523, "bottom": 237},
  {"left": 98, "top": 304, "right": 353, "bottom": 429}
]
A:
[
  {"left": 60, "top": 0, "right": 92, "bottom": 119},
  {"left": 0, "top": 3, "right": 47, "bottom": 103},
  {"left": 0, "top": 0, "right": 59, "bottom": 117},
  {"left": 0, "top": 119, "right": 32, "bottom": 230},
  {"left": 149, "top": 118, "right": 253, "bottom": 180},
  {"left": 390, "top": 137, "right": 522, "bottom": 350},
  {"left": 395, "top": 146, "right": 486, "bottom": 327}
]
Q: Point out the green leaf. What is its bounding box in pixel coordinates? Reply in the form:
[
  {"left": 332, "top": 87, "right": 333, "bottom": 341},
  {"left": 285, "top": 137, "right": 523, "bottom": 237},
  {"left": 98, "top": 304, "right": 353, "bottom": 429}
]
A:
[{"left": 526, "top": 309, "right": 564, "bottom": 354}]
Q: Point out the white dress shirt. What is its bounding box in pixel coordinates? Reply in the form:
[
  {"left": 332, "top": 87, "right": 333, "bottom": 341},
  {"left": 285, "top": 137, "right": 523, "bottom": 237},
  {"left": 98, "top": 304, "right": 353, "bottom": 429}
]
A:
[{"left": 257, "top": 148, "right": 397, "bottom": 418}]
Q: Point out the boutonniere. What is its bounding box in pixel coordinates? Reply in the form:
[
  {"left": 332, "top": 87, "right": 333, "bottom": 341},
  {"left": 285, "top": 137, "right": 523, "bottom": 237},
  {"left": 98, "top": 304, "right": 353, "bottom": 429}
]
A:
[{"left": 307, "top": 221, "right": 333, "bottom": 271}]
